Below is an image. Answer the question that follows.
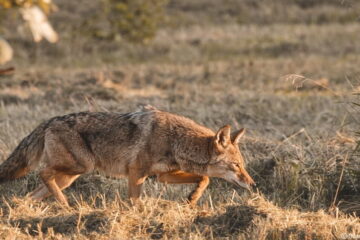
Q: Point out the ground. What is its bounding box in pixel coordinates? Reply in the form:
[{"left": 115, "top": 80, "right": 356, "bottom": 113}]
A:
[{"left": 0, "top": 0, "right": 359, "bottom": 239}]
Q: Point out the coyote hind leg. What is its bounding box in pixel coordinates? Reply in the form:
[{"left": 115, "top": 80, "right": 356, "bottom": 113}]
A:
[
  {"left": 30, "top": 174, "right": 80, "bottom": 202},
  {"left": 40, "top": 169, "right": 69, "bottom": 206},
  {"left": 36, "top": 128, "right": 95, "bottom": 206},
  {"left": 158, "top": 171, "right": 210, "bottom": 205}
]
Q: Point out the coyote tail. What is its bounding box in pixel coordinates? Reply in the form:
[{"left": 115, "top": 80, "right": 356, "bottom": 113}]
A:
[{"left": 0, "top": 122, "right": 47, "bottom": 183}]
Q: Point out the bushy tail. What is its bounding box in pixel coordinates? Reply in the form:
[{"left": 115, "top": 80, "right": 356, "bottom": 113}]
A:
[{"left": 0, "top": 122, "right": 46, "bottom": 183}]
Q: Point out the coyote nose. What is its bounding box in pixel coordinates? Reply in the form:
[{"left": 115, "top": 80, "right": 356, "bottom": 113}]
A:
[{"left": 244, "top": 175, "right": 255, "bottom": 186}]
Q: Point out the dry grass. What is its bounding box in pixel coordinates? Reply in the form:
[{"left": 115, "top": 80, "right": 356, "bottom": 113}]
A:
[
  {"left": 0, "top": 63, "right": 359, "bottom": 239},
  {"left": 0, "top": 0, "right": 359, "bottom": 239},
  {"left": 1, "top": 192, "right": 359, "bottom": 239}
]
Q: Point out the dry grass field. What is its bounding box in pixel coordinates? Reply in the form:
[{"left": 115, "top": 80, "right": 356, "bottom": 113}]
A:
[{"left": 0, "top": 0, "right": 360, "bottom": 239}]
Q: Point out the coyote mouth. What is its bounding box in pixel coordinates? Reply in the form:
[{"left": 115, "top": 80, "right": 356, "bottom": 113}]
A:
[{"left": 232, "top": 179, "right": 251, "bottom": 191}]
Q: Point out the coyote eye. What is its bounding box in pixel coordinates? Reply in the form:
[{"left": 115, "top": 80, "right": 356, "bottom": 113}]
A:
[{"left": 234, "top": 163, "right": 241, "bottom": 168}]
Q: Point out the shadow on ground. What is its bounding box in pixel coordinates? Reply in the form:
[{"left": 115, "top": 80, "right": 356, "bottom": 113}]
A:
[
  {"left": 9, "top": 211, "right": 109, "bottom": 236},
  {"left": 193, "top": 205, "right": 266, "bottom": 238}
]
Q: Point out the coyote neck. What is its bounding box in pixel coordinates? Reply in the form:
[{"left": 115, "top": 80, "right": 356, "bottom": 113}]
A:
[{"left": 173, "top": 133, "right": 213, "bottom": 175}]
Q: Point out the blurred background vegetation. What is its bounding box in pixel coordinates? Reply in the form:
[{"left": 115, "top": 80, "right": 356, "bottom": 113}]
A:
[{"left": 0, "top": 0, "right": 359, "bottom": 66}]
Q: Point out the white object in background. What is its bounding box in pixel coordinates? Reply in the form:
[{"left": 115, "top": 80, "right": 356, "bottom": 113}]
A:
[
  {"left": 0, "top": 37, "right": 13, "bottom": 64},
  {"left": 20, "top": 6, "right": 59, "bottom": 43}
]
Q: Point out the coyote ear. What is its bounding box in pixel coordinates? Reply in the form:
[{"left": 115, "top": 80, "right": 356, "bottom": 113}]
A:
[
  {"left": 231, "top": 128, "right": 245, "bottom": 144},
  {"left": 215, "top": 125, "right": 231, "bottom": 148}
]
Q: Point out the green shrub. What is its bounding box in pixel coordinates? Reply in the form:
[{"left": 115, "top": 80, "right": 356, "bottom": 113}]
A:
[{"left": 104, "top": 0, "right": 167, "bottom": 43}]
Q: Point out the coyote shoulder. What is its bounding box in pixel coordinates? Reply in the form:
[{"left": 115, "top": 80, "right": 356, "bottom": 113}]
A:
[{"left": 0, "top": 105, "right": 255, "bottom": 205}]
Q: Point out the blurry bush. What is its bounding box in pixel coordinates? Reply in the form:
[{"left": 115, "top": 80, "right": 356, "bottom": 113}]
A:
[
  {"left": 0, "top": 36, "right": 12, "bottom": 64},
  {"left": 103, "top": 0, "right": 167, "bottom": 43},
  {"left": 0, "top": 0, "right": 58, "bottom": 43},
  {"left": 291, "top": 0, "right": 349, "bottom": 8},
  {"left": 0, "top": 0, "right": 52, "bottom": 14}
]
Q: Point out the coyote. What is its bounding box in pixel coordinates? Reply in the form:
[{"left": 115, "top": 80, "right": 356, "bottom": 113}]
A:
[{"left": 0, "top": 106, "right": 255, "bottom": 206}]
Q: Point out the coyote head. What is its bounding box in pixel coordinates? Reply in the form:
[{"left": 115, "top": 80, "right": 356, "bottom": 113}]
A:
[{"left": 207, "top": 125, "right": 255, "bottom": 190}]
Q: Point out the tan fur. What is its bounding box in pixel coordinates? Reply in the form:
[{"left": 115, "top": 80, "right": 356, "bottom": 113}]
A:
[{"left": 0, "top": 105, "right": 255, "bottom": 206}]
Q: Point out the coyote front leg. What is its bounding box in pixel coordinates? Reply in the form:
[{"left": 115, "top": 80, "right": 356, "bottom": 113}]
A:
[
  {"left": 187, "top": 176, "right": 209, "bottom": 205},
  {"left": 128, "top": 168, "right": 147, "bottom": 203},
  {"left": 158, "top": 171, "right": 210, "bottom": 205}
]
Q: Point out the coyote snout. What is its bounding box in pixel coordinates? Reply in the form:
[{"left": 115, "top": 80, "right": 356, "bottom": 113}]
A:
[{"left": 0, "top": 106, "right": 255, "bottom": 206}]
